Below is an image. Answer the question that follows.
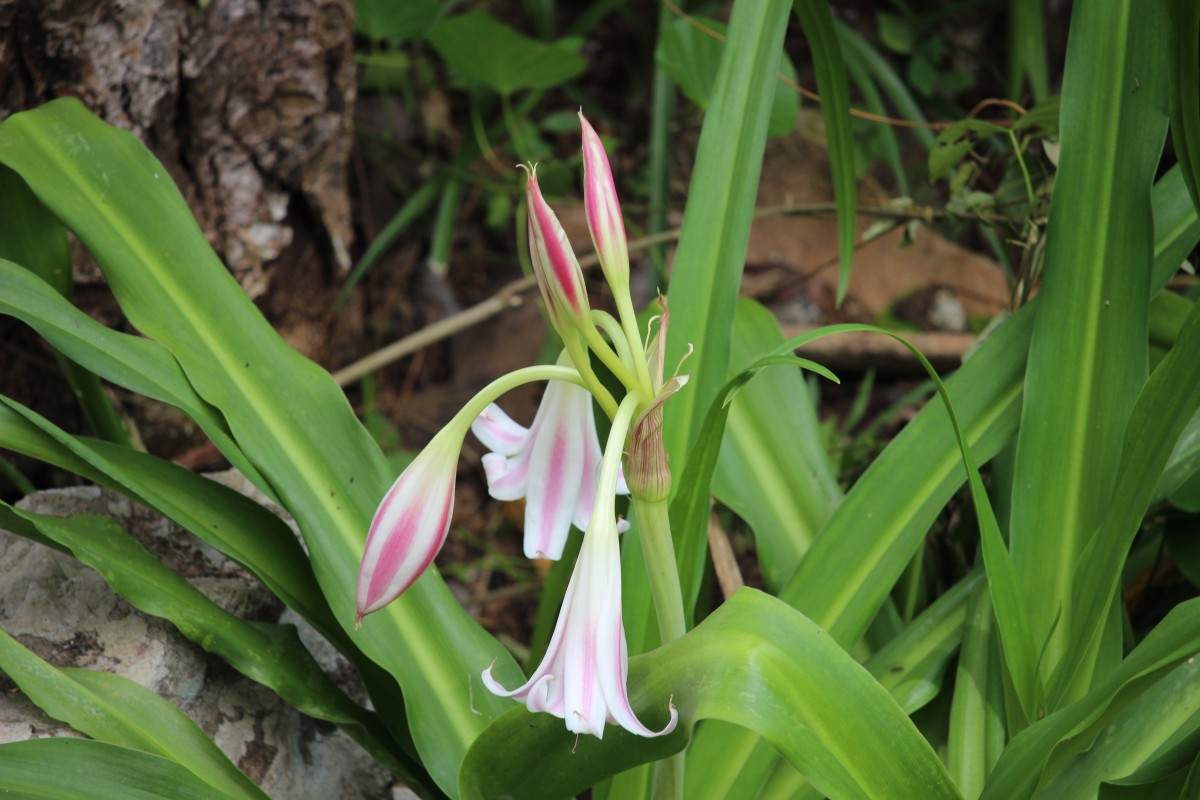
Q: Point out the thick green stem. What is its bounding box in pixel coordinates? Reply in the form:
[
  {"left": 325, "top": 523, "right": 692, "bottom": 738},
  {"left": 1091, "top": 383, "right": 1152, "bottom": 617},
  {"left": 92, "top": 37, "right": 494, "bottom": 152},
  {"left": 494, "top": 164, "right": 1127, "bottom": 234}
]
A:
[
  {"left": 632, "top": 496, "right": 686, "bottom": 800},
  {"left": 632, "top": 496, "right": 686, "bottom": 644}
]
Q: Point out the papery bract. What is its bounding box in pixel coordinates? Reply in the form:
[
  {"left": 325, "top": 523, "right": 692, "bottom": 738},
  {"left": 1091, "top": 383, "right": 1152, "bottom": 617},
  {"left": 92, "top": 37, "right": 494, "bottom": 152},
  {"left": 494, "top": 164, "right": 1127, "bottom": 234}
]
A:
[
  {"left": 579, "top": 112, "right": 629, "bottom": 290},
  {"left": 472, "top": 380, "right": 627, "bottom": 561},
  {"left": 355, "top": 437, "right": 458, "bottom": 622},
  {"left": 482, "top": 513, "right": 677, "bottom": 739},
  {"left": 525, "top": 165, "right": 589, "bottom": 335}
]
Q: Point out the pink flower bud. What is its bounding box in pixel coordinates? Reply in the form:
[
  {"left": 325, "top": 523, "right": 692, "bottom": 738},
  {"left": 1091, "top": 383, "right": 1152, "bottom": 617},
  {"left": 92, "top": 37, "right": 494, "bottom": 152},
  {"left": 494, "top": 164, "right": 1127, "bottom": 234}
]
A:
[
  {"left": 355, "top": 440, "right": 458, "bottom": 622},
  {"left": 525, "top": 165, "right": 589, "bottom": 335},
  {"left": 579, "top": 113, "right": 630, "bottom": 289}
]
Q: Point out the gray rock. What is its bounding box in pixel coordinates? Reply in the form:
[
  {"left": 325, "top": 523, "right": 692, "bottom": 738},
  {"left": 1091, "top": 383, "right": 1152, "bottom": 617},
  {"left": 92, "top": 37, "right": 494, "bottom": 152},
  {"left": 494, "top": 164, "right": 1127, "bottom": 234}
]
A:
[{"left": 0, "top": 482, "right": 396, "bottom": 800}]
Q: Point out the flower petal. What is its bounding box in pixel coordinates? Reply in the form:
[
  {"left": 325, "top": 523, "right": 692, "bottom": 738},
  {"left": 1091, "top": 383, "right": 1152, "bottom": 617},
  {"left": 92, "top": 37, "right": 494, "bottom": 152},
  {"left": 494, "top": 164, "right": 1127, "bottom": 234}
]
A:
[
  {"left": 523, "top": 387, "right": 588, "bottom": 559},
  {"left": 482, "top": 515, "right": 676, "bottom": 738},
  {"left": 471, "top": 403, "right": 529, "bottom": 456}
]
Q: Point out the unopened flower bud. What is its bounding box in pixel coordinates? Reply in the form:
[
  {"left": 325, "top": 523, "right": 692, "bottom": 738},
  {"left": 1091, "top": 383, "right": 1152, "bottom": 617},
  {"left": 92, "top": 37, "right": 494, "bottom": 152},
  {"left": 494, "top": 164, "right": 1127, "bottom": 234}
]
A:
[
  {"left": 579, "top": 112, "right": 629, "bottom": 290},
  {"left": 525, "top": 164, "right": 590, "bottom": 336}
]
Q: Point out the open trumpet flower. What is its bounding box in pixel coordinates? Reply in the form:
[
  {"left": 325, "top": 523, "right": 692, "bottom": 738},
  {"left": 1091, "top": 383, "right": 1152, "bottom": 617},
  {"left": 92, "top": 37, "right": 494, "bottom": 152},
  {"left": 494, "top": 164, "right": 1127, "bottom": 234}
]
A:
[
  {"left": 482, "top": 498, "right": 676, "bottom": 739},
  {"left": 471, "top": 374, "right": 628, "bottom": 561}
]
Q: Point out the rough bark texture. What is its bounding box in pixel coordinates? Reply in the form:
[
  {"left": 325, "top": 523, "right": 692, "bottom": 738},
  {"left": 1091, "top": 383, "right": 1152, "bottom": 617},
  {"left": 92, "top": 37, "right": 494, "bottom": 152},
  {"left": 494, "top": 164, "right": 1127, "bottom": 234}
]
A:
[{"left": 0, "top": 0, "right": 356, "bottom": 297}]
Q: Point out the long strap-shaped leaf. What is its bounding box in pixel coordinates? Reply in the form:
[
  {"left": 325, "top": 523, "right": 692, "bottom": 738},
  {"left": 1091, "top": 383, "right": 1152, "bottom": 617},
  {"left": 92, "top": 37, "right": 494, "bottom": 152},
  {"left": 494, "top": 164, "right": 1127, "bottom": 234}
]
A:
[
  {"left": 1006, "top": 0, "right": 1168, "bottom": 701},
  {"left": 1167, "top": 0, "right": 1200, "bottom": 215},
  {"left": 0, "top": 626, "right": 266, "bottom": 799},
  {"left": 0, "top": 398, "right": 335, "bottom": 649},
  {"left": 0, "top": 259, "right": 271, "bottom": 495},
  {"left": 793, "top": 0, "right": 856, "bottom": 303},
  {"left": 660, "top": 0, "right": 791, "bottom": 481},
  {"left": 1048, "top": 293, "right": 1200, "bottom": 702},
  {"left": 0, "top": 739, "right": 245, "bottom": 800},
  {"left": 981, "top": 596, "right": 1200, "bottom": 799},
  {"left": 686, "top": 163, "right": 1200, "bottom": 800},
  {"left": 0, "top": 99, "right": 515, "bottom": 795},
  {"left": 460, "top": 589, "right": 961, "bottom": 800}
]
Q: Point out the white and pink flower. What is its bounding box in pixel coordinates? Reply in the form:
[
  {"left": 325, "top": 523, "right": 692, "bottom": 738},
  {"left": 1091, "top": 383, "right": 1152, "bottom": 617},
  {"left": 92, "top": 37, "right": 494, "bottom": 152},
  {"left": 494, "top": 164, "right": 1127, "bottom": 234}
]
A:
[
  {"left": 471, "top": 378, "right": 627, "bottom": 561},
  {"left": 482, "top": 510, "right": 677, "bottom": 739}
]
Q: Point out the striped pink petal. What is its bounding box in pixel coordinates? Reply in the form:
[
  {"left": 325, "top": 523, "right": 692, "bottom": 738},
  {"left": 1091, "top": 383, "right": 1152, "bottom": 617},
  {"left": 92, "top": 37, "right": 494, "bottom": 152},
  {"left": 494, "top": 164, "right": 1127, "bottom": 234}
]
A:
[
  {"left": 472, "top": 380, "right": 615, "bottom": 561},
  {"left": 355, "top": 440, "right": 458, "bottom": 621},
  {"left": 471, "top": 403, "right": 529, "bottom": 456},
  {"left": 482, "top": 515, "right": 677, "bottom": 739}
]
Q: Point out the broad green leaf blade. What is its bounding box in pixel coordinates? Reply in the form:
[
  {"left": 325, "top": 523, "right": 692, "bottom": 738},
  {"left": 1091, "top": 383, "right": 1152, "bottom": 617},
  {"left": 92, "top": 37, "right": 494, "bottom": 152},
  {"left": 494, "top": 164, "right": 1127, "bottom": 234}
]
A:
[
  {"left": 1167, "top": 0, "right": 1200, "bottom": 214},
  {"left": 981, "top": 597, "right": 1200, "bottom": 800},
  {"left": 0, "top": 500, "right": 416, "bottom": 786},
  {"left": 661, "top": 0, "right": 792, "bottom": 486},
  {"left": 686, "top": 570, "right": 982, "bottom": 800},
  {"left": 793, "top": 0, "right": 856, "bottom": 303},
  {"left": 696, "top": 163, "right": 1200, "bottom": 795},
  {"left": 0, "top": 259, "right": 270, "bottom": 494},
  {"left": 778, "top": 311, "right": 1028, "bottom": 646},
  {"left": 772, "top": 323, "right": 1037, "bottom": 717},
  {"left": 0, "top": 739, "right": 241, "bottom": 800},
  {"left": 355, "top": 0, "right": 440, "bottom": 42},
  {"left": 1038, "top": 656, "right": 1200, "bottom": 797},
  {"left": 459, "top": 590, "right": 962, "bottom": 800},
  {"left": 1049, "top": 292, "right": 1200, "bottom": 703},
  {"left": 425, "top": 11, "right": 584, "bottom": 93},
  {"left": 0, "top": 626, "right": 265, "bottom": 800},
  {"left": 712, "top": 300, "right": 841, "bottom": 591},
  {"left": 0, "top": 99, "right": 516, "bottom": 795},
  {"left": 1007, "top": 0, "right": 1168, "bottom": 698}
]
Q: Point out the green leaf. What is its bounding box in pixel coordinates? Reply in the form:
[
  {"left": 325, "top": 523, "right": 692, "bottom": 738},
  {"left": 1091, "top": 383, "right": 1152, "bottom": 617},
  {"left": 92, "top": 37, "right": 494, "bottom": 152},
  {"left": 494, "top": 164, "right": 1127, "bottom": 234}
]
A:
[
  {"left": 655, "top": 16, "right": 800, "bottom": 138},
  {"left": 0, "top": 625, "right": 265, "bottom": 799},
  {"left": 981, "top": 597, "right": 1200, "bottom": 799},
  {"left": 425, "top": 11, "right": 585, "bottom": 94},
  {"left": 0, "top": 500, "right": 416, "bottom": 785},
  {"left": 0, "top": 165, "right": 129, "bottom": 447},
  {"left": 661, "top": 0, "right": 793, "bottom": 501},
  {"left": 459, "top": 590, "right": 961, "bottom": 800},
  {"left": 877, "top": 12, "right": 916, "bottom": 54},
  {"left": 794, "top": 0, "right": 857, "bottom": 303},
  {"left": 1007, "top": 0, "right": 1050, "bottom": 102},
  {"left": 1007, "top": 0, "right": 1169, "bottom": 702},
  {"left": 0, "top": 259, "right": 269, "bottom": 494},
  {"left": 711, "top": 300, "right": 842, "bottom": 591},
  {"left": 686, "top": 570, "right": 982, "bottom": 800},
  {"left": 1048, "top": 293, "right": 1200, "bottom": 704},
  {"left": 1167, "top": 0, "right": 1200, "bottom": 215},
  {"left": 355, "top": 0, "right": 440, "bottom": 42},
  {"left": 0, "top": 397, "right": 335, "bottom": 650},
  {"left": 947, "top": 582, "right": 1007, "bottom": 798},
  {"left": 1039, "top": 656, "right": 1200, "bottom": 796},
  {"left": 0, "top": 739, "right": 244, "bottom": 800},
  {"left": 0, "top": 98, "right": 516, "bottom": 795},
  {"left": 671, "top": 351, "right": 838, "bottom": 622}
]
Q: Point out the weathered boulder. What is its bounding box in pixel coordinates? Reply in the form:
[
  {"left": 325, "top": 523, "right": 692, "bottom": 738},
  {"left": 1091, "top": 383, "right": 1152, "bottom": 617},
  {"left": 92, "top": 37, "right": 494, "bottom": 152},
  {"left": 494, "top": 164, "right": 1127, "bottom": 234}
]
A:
[{"left": 0, "top": 484, "right": 398, "bottom": 800}]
